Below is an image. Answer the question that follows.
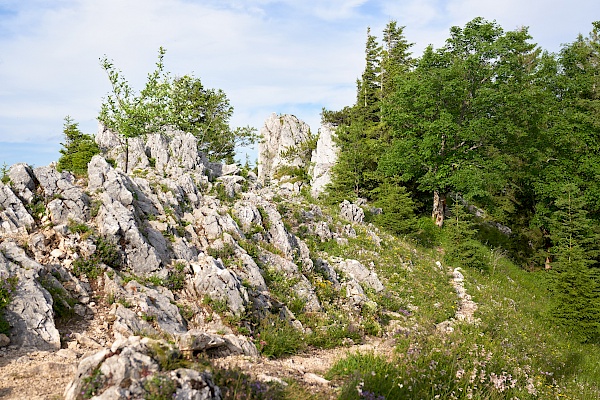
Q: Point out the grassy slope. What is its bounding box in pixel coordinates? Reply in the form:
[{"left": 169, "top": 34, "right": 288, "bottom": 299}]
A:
[{"left": 316, "top": 210, "right": 600, "bottom": 400}]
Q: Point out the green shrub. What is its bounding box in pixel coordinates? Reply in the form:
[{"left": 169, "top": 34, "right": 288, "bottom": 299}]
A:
[
  {"left": 371, "top": 182, "right": 417, "bottom": 235},
  {"left": 1, "top": 163, "right": 9, "bottom": 185},
  {"left": 164, "top": 262, "right": 186, "bottom": 291},
  {"left": 256, "top": 314, "right": 305, "bottom": 358},
  {"left": 143, "top": 375, "right": 177, "bottom": 400},
  {"left": 212, "top": 366, "right": 286, "bottom": 399},
  {"left": 57, "top": 116, "right": 100, "bottom": 176},
  {"left": 72, "top": 257, "right": 103, "bottom": 280},
  {"left": 68, "top": 220, "right": 90, "bottom": 234},
  {"left": 39, "top": 277, "right": 76, "bottom": 319},
  {"left": 0, "top": 275, "right": 18, "bottom": 334},
  {"left": 207, "top": 243, "right": 236, "bottom": 266},
  {"left": 94, "top": 237, "right": 122, "bottom": 269}
]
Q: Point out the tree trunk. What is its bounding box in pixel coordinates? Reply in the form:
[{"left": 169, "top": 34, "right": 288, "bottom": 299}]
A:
[
  {"left": 432, "top": 190, "right": 446, "bottom": 227},
  {"left": 124, "top": 137, "right": 129, "bottom": 174}
]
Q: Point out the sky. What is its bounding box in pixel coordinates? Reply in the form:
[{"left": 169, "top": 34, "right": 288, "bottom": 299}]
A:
[{"left": 0, "top": 0, "right": 598, "bottom": 168}]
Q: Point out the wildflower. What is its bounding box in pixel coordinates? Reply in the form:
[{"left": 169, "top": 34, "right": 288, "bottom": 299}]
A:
[{"left": 456, "top": 369, "right": 465, "bottom": 379}]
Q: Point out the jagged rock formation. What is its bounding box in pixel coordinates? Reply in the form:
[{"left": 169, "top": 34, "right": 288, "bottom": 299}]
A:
[
  {"left": 257, "top": 113, "right": 313, "bottom": 189},
  {"left": 64, "top": 336, "right": 222, "bottom": 400},
  {"left": 0, "top": 121, "right": 390, "bottom": 398},
  {"left": 310, "top": 123, "right": 338, "bottom": 197}
]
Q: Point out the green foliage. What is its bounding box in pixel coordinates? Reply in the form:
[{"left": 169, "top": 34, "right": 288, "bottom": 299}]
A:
[
  {"left": 255, "top": 314, "right": 305, "bottom": 358},
  {"left": 72, "top": 257, "right": 103, "bottom": 280},
  {"left": 1, "top": 162, "right": 9, "bottom": 185},
  {"left": 73, "top": 236, "right": 121, "bottom": 279},
  {"left": 443, "top": 200, "right": 488, "bottom": 271},
  {"left": 164, "top": 262, "right": 186, "bottom": 291},
  {"left": 143, "top": 375, "right": 177, "bottom": 400},
  {"left": 0, "top": 275, "right": 18, "bottom": 334},
  {"left": 545, "top": 184, "right": 600, "bottom": 343},
  {"left": 95, "top": 236, "right": 122, "bottom": 269},
  {"left": 256, "top": 206, "right": 271, "bottom": 230},
  {"left": 371, "top": 182, "right": 417, "bottom": 235},
  {"left": 202, "top": 295, "right": 229, "bottom": 314},
  {"left": 57, "top": 116, "right": 100, "bottom": 176},
  {"left": 207, "top": 243, "right": 237, "bottom": 267},
  {"left": 67, "top": 219, "right": 90, "bottom": 234},
  {"left": 99, "top": 47, "right": 257, "bottom": 164},
  {"left": 39, "top": 276, "right": 76, "bottom": 319},
  {"left": 81, "top": 368, "right": 105, "bottom": 399},
  {"left": 212, "top": 367, "right": 286, "bottom": 400}
]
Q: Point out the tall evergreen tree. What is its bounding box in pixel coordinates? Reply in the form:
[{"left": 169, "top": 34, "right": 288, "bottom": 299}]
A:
[
  {"left": 381, "top": 21, "right": 413, "bottom": 98},
  {"left": 356, "top": 27, "right": 382, "bottom": 123},
  {"left": 547, "top": 184, "right": 600, "bottom": 343}
]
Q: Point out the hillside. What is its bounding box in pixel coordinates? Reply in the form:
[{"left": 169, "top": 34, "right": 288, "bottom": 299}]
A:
[{"left": 0, "top": 115, "right": 599, "bottom": 400}]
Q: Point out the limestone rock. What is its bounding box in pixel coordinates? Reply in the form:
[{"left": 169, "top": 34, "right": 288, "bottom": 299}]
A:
[
  {"left": 331, "top": 258, "right": 384, "bottom": 293},
  {"left": 176, "top": 330, "right": 258, "bottom": 358},
  {"left": 31, "top": 165, "right": 91, "bottom": 224},
  {"left": 64, "top": 336, "right": 222, "bottom": 400},
  {"left": 260, "top": 252, "right": 321, "bottom": 312},
  {"left": 89, "top": 156, "right": 165, "bottom": 274},
  {"left": 0, "top": 241, "right": 60, "bottom": 350},
  {"left": 0, "top": 182, "right": 35, "bottom": 235},
  {"left": 310, "top": 123, "right": 338, "bottom": 197},
  {"left": 339, "top": 200, "right": 365, "bottom": 224},
  {"left": 105, "top": 275, "right": 186, "bottom": 338},
  {"left": 0, "top": 333, "right": 10, "bottom": 347},
  {"left": 7, "top": 163, "right": 37, "bottom": 204},
  {"left": 184, "top": 254, "right": 249, "bottom": 316},
  {"left": 258, "top": 113, "right": 313, "bottom": 186}
]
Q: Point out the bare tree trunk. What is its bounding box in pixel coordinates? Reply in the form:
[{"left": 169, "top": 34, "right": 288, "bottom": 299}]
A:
[
  {"left": 124, "top": 137, "right": 129, "bottom": 173},
  {"left": 432, "top": 190, "right": 446, "bottom": 227}
]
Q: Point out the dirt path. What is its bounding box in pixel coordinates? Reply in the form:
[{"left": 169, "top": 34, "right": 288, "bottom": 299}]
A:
[
  {"left": 0, "top": 334, "right": 396, "bottom": 399},
  {"left": 212, "top": 337, "right": 396, "bottom": 399}
]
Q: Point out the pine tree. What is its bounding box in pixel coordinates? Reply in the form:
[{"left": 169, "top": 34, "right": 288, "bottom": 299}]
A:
[
  {"left": 547, "top": 183, "right": 600, "bottom": 343},
  {"left": 381, "top": 21, "right": 413, "bottom": 99},
  {"left": 356, "top": 27, "right": 382, "bottom": 123},
  {"left": 57, "top": 116, "right": 100, "bottom": 176}
]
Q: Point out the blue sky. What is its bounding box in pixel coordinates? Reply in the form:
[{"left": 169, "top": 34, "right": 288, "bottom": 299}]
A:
[{"left": 0, "top": 0, "right": 598, "bottom": 168}]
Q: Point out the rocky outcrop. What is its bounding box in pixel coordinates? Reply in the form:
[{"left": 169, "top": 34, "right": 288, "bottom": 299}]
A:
[
  {"left": 0, "top": 241, "right": 61, "bottom": 350},
  {"left": 183, "top": 254, "right": 250, "bottom": 316},
  {"left": 331, "top": 258, "right": 384, "bottom": 293},
  {"left": 176, "top": 329, "right": 258, "bottom": 358},
  {"left": 0, "top": 182, "right": 35, "bottom": 235},
  {"left": 7, "top": 163, "right": 38, "bottom": 204},
  {"left": 310, "top": 123, "right": 338, "bottom": 197},
  {"left": 0, "top": 115, "right": 410, "bottom": 399},
  {"left": 88, "top": 156, "right": 166, "bottom": 275},
  {"left": 339, "top": 200, "right": 365, "bottom": 224},
  {"left": 258, "top": 113, "right": 313, "bottom": 186},
  {"left": 64, "top": 336, "right": 222, "bottom": 400}
]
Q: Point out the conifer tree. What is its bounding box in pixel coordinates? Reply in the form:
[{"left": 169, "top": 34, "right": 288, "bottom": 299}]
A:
[
  {"left": 381, "top": 21, "right": 413, "bottom": 98},
  {"left": 547, "top": 183, "right": 600, "bottom": 343},
  {"left": 356, "top": 27, "right": 382, "bottom": 123},
  {"left": 57, "top": 116, "right": 100, "bottom": 176}
]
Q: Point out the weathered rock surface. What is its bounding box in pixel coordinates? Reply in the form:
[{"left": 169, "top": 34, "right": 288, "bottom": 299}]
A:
[
  {"left": 64, "top": 336, "right": 222, "bottom": 400},
  {"left": 177, "top": 329, "right": 258, "bottom": 358},
  {"left": 258, "top": 113, "right": 313, "bottom": 186},
  {"left": 0, "top": 241, "right": 61, "bottom": 350},
  {"left": 184, "top": 254, "right": 250, "bottom": 316},
  {"left": 331, "top": 258, "right": 384, "bottom": 293},
  {"left": 7, "top": 163, "right": 37, "bottom": 204},
  {"left": 339, "top": 200, "right": 365, "bottom": 224},
  {"left": 310, "top": 123, "right": 338, "bottom": 197},
  {"left": 0, "top": 182, "right": 35, "bottom": 235}
]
